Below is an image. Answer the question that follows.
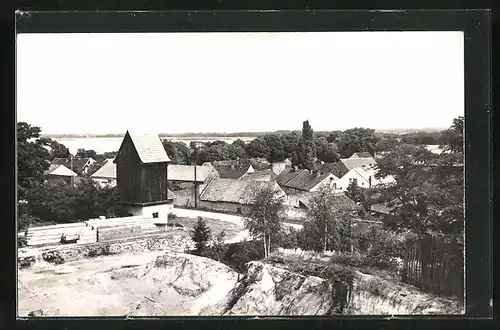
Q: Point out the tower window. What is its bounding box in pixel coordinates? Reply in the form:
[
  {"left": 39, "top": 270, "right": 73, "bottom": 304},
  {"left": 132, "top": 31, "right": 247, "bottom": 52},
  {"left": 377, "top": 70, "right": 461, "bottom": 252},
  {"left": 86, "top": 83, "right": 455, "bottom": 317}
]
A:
[{"left": 152, "top": 212, "right": 159, "bottom": 218}]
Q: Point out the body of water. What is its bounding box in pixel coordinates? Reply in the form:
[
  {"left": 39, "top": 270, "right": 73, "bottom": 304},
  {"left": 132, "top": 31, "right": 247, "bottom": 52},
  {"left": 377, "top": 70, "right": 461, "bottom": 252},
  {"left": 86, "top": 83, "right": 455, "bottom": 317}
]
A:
[{"left": 52, "top": 137, "right": 257, "bottom": 156}]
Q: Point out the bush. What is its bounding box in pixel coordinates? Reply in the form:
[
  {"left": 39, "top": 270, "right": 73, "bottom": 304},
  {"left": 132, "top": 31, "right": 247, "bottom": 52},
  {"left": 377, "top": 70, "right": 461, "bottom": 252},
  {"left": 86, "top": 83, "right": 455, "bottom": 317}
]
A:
[
  {"left": 358, "top": 227, "right": 405, "bottom": 271},
  {"left": 223, "top": 240, "right": 265, "bottom": 273},
  {"left": 18, "top": 236, "right": 27, "bottom": 248},
  {"left": 200, "top": 239, "right": 264, "bottom": 273},
  {"left": 168, "top": 212, "right": 178, "bottom": 219}
]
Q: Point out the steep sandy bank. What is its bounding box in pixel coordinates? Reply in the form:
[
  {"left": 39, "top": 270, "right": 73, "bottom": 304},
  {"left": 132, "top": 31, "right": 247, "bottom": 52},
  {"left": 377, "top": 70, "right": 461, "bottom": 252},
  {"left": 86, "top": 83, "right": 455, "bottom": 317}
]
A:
[
  {"left": 18, "top": 252, "right": 238, "bottom": 317},
  {"left": 200, "top": 261, "right": 463, "bottom": 316}
]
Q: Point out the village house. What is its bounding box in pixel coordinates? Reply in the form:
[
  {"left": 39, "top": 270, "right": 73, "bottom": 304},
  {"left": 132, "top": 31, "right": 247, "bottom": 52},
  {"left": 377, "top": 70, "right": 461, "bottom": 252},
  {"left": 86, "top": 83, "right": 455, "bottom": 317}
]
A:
[
  {"left": 44, "top": 163, "right": 79, "bottom": 185},
  {"left": 334, "top": 165, "right": 396, "bottom": 192},
  {"left": 168, "top": 163, "right": 219, "bottom": 208},
  {"left": 275, "top": 168, "right": 339, "bottom": 195},
  {"left": 90, "top": 158, "right": 116, "bottom": 188},
  {"left": 114, "top": 131, "right": 175, "bottom": 222},
  {"left": 199, "top": 178, "right": 286, "bottom": 215},
  {"left": 51, "top": 157, "right": 97, "bottom": 175},
  {"left": 327, "top": 156, "right": 378, "bottom": 178},
  {"left": 283, "top": 190, "right": 360, "bottom": 220}
]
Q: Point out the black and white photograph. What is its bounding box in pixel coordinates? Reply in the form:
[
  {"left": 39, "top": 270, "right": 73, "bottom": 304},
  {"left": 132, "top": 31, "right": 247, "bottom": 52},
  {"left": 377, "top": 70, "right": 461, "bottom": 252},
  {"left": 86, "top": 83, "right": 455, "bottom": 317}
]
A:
[{"left": 16, "top": 29, "right": 466, "bottom": 317}]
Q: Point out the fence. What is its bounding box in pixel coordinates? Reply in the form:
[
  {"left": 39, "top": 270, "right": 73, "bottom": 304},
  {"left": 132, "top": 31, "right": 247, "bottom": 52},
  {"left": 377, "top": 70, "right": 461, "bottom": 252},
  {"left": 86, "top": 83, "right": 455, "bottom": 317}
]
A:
[{"left": 401, "top": 236, "right": 463, "bottom": 299}]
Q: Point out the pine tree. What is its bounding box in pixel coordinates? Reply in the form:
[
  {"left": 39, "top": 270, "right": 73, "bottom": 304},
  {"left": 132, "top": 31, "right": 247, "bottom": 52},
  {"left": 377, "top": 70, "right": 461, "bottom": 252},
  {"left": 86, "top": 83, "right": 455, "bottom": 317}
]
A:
[{"left": 190, "top": 217, "right": 212, "bottom": 254}]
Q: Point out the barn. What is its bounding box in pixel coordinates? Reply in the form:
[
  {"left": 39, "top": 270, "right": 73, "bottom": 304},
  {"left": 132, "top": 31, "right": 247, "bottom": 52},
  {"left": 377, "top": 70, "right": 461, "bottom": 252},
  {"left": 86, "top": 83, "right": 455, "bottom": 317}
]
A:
[{"left": 199, "top": 178, "right": 286, "bottom": 215}]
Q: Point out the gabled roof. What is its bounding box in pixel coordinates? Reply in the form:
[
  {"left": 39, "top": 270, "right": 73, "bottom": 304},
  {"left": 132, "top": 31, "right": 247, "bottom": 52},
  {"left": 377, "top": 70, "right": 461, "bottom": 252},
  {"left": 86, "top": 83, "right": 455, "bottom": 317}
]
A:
[
  {"left": 167, "top": 164, "right": 215, "bottom": 182},
  {"left": 46, "top": 164, "right": 78, "bottom": 177},
  {"left": 241, "top": 169, "right": 277, "bottom": 182},
  {"left": 90, "top": 159, "right": 116, "bottom": 179},
  {"left": 350, "top": 152, "right": 373, "bottom": 158},
  {"left": 275, "top": 169, "right": 337, "bottom": 191},
  {"left": 296, "top": 191, "right": 359, "bottom": 211},
  {"left": 51, "top": 157, "right": 94, "bottom": 173},
  {"left": 117, "top": 131, "right": 171, "bottom": 164},
  {"left": 200, "top": 179, "right": 284, "bottom": 205},
  {"left": 340, "top": 157, "right": 377, "bottom": 171}
]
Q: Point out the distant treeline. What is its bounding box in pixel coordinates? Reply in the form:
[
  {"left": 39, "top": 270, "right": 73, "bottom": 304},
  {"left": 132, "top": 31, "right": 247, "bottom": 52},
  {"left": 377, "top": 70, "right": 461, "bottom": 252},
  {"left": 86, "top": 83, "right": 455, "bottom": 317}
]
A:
[{"left": 41, "top": 127, "right": 447, "bottom": 140}]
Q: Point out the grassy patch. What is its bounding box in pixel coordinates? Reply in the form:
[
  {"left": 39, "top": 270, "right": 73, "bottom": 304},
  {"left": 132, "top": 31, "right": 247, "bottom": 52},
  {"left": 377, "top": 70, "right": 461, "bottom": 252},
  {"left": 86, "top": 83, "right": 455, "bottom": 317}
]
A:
[{"left": 174, "top": 217, "right": 243, "bottom": 241}]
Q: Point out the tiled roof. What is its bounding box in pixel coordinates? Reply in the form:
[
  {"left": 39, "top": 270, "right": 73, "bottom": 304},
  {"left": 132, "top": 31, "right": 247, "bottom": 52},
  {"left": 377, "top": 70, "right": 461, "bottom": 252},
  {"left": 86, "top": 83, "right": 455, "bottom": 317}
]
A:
[
  {"left": 350, "top": 152, "right": 373, "bottom": 158},
  {"left": 200, "top": 179, "right": 284, "bottom": 205},
  {"left": 46, "top": 164, "right": 78, "bottom": 177},
  {"left": 51, "top": 157, "right": 93, "bottom": 173},
  {"left": 296, "top": 191, "right": 359, "bottom": 211},
  {"left": 167, "top": 164, "right": 214, "bottom": 182},
  {"left": 275, "top": 169, "right": 337, "bottom": 191},
  {"left": 241, "top": 169, "right": 277, "bottom": 182},
  {"left": 90, "top": 159, "right": 116, "bottom": 179},
  {"left": 126, "top": 131, "right": 171, "bottom": 164},
  {"left": 340, "top": 157, "right": 377, "bottom": 171}
]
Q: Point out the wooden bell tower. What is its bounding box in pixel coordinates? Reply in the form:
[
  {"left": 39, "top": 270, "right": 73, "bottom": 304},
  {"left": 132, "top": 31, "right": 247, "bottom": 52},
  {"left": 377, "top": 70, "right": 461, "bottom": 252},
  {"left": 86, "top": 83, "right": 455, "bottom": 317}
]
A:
[{"left": 113, "top": 131, "right": 174, "bottom": 223}]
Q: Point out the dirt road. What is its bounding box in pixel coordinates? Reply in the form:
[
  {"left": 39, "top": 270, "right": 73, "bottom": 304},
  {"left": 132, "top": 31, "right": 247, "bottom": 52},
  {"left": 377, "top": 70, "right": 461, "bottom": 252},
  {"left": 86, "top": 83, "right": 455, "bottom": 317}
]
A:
[{"left": 171, "top": 208, "right": 303, "bottom": 231}]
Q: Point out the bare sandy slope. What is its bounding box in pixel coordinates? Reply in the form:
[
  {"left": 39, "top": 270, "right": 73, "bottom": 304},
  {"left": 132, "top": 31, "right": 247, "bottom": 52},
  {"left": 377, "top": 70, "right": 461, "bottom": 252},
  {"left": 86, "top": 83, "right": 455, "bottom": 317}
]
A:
[{"left": 18, "top": 251, "right": 238, "bottom": 317}]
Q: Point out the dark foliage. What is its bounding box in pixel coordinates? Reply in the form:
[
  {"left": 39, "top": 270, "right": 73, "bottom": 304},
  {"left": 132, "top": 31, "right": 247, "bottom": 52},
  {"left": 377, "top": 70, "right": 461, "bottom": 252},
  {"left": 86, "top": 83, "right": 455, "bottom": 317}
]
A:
[{"left": 190, "top": 217, "right": 212, "bottom": 254}]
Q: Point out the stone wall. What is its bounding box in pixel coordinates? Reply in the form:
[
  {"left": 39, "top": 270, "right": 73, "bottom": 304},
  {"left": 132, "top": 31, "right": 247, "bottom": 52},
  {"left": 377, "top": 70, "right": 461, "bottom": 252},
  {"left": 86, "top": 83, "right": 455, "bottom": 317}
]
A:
[{"left": 18, "top": 232, "right": 194, "bottom": 269}]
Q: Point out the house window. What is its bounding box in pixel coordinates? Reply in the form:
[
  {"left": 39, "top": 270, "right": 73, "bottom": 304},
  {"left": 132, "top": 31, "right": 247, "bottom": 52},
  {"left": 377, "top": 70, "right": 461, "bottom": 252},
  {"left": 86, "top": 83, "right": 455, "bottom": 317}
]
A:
[
  {"left": 332, "top": 183, "right": 337, "bottom": 189},
  {"left": 349, "top": 178, "right": 358, "bottom": 185},
  {"left": 152, "top": 212, "right": 159, "bottom": 218}
]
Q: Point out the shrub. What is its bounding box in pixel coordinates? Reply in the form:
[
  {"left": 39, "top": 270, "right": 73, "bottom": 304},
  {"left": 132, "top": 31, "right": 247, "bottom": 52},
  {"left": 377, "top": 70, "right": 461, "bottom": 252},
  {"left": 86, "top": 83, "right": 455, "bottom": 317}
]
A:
[
  {"left": 223, "top": 240, "right": 265, "bottom": 273},
  {"left": 18, "top": 236, "right": 27, "bottom": 248},
  {"left": 168, "top": 212, "right": 178, "bottom": 219},
  {"left": 202, "top": 230, "right": 228, "bottom": 262}
]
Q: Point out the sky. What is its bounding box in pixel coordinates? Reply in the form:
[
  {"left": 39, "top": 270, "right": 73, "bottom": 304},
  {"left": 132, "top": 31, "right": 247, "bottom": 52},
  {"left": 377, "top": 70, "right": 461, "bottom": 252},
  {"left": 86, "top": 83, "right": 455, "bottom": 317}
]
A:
[{"left": 16, "top": 32, "right": 464, "bottom": 135}]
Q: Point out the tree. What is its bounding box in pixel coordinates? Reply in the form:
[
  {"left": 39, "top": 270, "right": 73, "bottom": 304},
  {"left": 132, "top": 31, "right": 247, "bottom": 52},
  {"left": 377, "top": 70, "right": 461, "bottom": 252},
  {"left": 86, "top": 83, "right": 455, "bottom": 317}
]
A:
[
  {"left": 263, "top": 133, "right": 287, "bottom": 163},
  {"left": 297, "top": 120, "right": 316, "bottom": 170},
  {"left": 306, "top": 185, "right": 355, "bottom": 252},
  {"left": 316, "top": 136, "right": 340, "bottom": 163},
  {"left": 326, "top": 131, "right": 343, "bottom": 144},
  {"left": 441, "top": 116, "right": 463, "bottom": 153},
  {"left": 75, "top": 148, "right": 98, "bottom": 160},
  {"left": 244, "top": 184, "right": 285, "bottom": 258},
  {"left": 191, "top": 217, "right": 212, "bottom": 254},
  {"left": 246, "top": 137, "right": 269, "bottom": 159},
  {"left": 281, "top": 132, "right": 300, "bottom": 159},
  {"left": 374, "top": 118, "right": 464, "bottom": 239},
  {"left": 17, "top": 122, "right": 52, "bottom": 200},
  {"left": 337, "top": 128, "right": 378, "bottom": 158},
  {"left": 162, "top": 140, "right": 191, "bottom": 164},
  {"left": 345, "top": 181, "right": 371, "bottom": 213},
  {"left": 26, "top": 178, "right": 128, "bottom": 225},
  {"left": 48, "top": 139, "right": 70, "bottom": 159}
]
